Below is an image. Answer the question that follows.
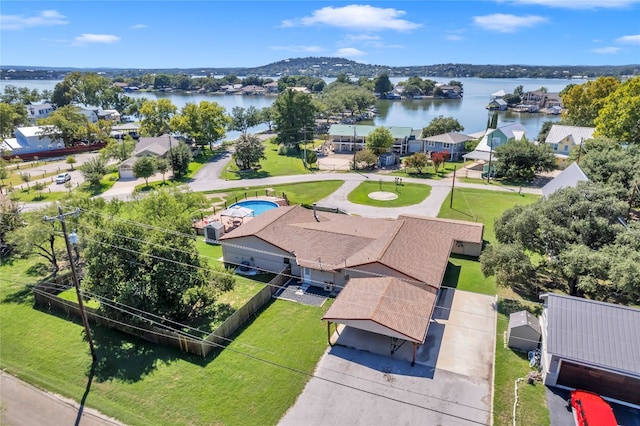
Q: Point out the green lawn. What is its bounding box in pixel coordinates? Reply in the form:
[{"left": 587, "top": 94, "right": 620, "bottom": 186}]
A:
[
  {"left": 1, "top": 262, "right": 330, "bottom": 425},
  {"left": 204, "top": 180, "right": 344, "bottom": 206},
  {"left": 442, "top": 254, "right": 497, "bottom": 295},
  {"left": 393, "top": 160, "right": 471, "bottom": 180},
  {"left": 493, "top": 299, "right": 549, "bottom": 426},
  {"left": 438, "top": 187, "right": 539, "bottom": 244},
  {"left": 225, "top": 141, "right": 314, "bottom": 180},
  {"left": 347, "top": 180, "right": 431, "bottom": 207}
]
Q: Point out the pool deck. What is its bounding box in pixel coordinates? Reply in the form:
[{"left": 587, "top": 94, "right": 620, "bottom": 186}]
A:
[{"left": 193, "top": 195, "right": 287, "bottom": 234}]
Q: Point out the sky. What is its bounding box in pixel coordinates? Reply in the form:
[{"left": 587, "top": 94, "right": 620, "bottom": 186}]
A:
[{"left": 1, "top": 1, "right": 639, "bottom": 69}]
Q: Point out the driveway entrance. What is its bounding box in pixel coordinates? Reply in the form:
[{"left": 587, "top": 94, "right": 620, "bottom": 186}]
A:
[{"left": 279, "top": 289, "right": 497, "bottom": 425}]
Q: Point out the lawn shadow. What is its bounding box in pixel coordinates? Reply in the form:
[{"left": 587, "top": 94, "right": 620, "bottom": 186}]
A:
[{"left": 441, "top": 261, "right": 461, "bottom": 291}]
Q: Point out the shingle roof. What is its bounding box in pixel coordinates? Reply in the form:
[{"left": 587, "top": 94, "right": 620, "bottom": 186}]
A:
[
  {"left": 322, "top": 276, "right": 437, "bottom": 343},
  {"left": 133, "top": 135, "right": 173, "bottom": 156},
  {"left": 541, "top": 162, "right": 589, "bottom": 199},
  {"left": 542, "top": 293, "right": 640, "bottom": 376},
  {"left": 544, "top": 125, "right": 595, "bottom": 144},
  {"left": 424, "top": 132, "right": 475, "bottom": 144},
  {"left": 220, "top": 206, "right": 483, "bottom": 287}
]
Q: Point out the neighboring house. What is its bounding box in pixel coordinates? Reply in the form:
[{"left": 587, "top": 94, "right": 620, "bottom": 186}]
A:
[
  {"left": 78, "top": 108, "right": 99, "bottom": 123},
  {"left": 507, "top": 310, "right": 541, "bottom": 352},
  {"left": 241, "top": 85, "right": 266, "bottom": 95},
  {"left": 289, "top": 86, "right": 311, "bottom": 94},
  {"left": 97, "top": 109, "right": 121, "bottom": 122},
  {"left": 118, "top": 134, "right": 173, "bottom": 179},
  {"left": 539, "top": 293, "right": 640, "bottom": 406},
  {"left": 26, "top": 103, "right": 54, "bottom": 123},
  {"left": 264, "top": 81, "right": 279, "bottom": 94},
  {"left": 328, "top": 124, "right": 413, "bottom": 156},
  {"left": 111, "top": 123, "right": 140, "bottom": 139},
  {"left": 486, "top": 99, "right": 508, "bottom": 111},
  {"left": 436, "top": 84, "right": 463, "bottom": 99},
  {"left": 3, "top": 125, "right": 63, "bottom": 155},
  {"left": 463, "top": 123, "right": 527, "bottom": 162},
  {"left": 544, "top": 124, "right": 595, "bottom": 166},
  {"left": 541, "top": 162, "right": 589, "bottom": 199},
  {"left": 521, "top": 90, "right": 547, "bottom": 107},
  {"left": 490, "top": 89, "right": 506, "bottom": 100},
  {"left": 220, "top": 205, "right": 483, "bottom": 365},
  {"left": 408, "top": 131, "right": 475, "bottom": 160},
  {"left": 386, "top": 86, "right": 404, "bottom": 99},
  {"left": 222, "top": 84, "right": 242, "bottom": 94}
]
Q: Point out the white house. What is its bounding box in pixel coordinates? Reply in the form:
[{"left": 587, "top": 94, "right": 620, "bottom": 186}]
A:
[
  {"left": 4, "top": 126, "right": 63, "bottom": 155},
  {"left": 26, "top": 103, "right": 54, "bottom": 123},
  {"left": 544, "top": 125, "right": 595, "bottom": 166}
]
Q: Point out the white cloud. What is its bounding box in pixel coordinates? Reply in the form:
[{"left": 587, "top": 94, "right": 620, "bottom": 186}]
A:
[
  {"left": 74, "top": 34, "right": 121, "bottom": 45},
  {"left": 282, "top": 5, "right": 421, "bottom": 32},
  {"left": 473, "top": 14, "right": 548, "bottom": 33},
  {"left": 0, "top": 10, "right": 68, "bottom": 31},
  {"left": 345, "top": 34, "right": 382, "bottom": 42},
  {"left": 269, "top": 45, "right": 325, "bottom": 53},
  {"left": 503, "top": 0, "right": 640, "bottom": 9},
  {"left": 616, "top": 34, "right": 640, "bottom": 45},
  {"left": 335, "top": 47, "right": 366, "bottom": 58},
  {"left": 130, "top": 24, "right": 148, "bottom": 30},
  {"left": 592, "top": 46, "right": 621, "bottom": 54}
]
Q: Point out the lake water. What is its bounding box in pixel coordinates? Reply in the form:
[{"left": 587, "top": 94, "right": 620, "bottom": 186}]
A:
[{"left": 2, "top": 77, "right": 586, "bottom": 139}]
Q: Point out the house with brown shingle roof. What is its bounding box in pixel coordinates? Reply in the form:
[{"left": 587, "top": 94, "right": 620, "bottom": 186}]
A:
[
  {"left": 219, "top": 205, "right": 483, "bottom": 291},
  {"left": 220, "top": 205, "right": 483, "bottom": 364}
]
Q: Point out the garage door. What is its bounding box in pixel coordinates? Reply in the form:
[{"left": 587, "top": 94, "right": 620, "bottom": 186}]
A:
[{"left": 557, "top": 361, "right": 640, "bottom": 405}]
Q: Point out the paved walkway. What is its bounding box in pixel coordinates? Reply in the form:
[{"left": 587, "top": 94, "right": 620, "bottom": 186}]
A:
[{"left": 0, "top": 371, "right": 123, "bottom": 426}]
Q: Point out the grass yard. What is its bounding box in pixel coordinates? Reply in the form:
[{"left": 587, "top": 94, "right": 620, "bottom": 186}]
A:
[
  {"left": 438, "top": 187, "right": 539, "bottom": 244},
  {"left": 494, "top": 299, "right": 549, "bottom": 426},
  {"left": 393, "top": 160, "right": 471, "bottom": 180},
  {"left": 1, "top": 257, "right": 330, "bottom": 425},
  {"left": 347, "top": 180, "right": 431, "bottom": 207},
  {"left": 442, "top": 254, "right": 497, "bottom": 295},
  {"left": 225, "top": 141, "right": 316, "bottom": 180},
  {"left": 204, "top": 180, "right": 344, "bottom": 206}
]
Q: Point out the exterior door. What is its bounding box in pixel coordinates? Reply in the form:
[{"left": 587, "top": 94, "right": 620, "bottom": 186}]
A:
[{"left": 303, "top": 267, "right": 311, "bottom": 284}]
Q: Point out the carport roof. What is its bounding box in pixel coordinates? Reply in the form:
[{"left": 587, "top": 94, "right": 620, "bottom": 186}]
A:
[
  {"left": 322, "top": 276, "right": 437, "bottom": 344},
  {"left": 541, "top": 293, "right": 640, "bottom": 376}
]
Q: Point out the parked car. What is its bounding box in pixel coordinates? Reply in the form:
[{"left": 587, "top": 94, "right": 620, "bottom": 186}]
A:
[
  {"left": 56, "top": 173, "right": 71, "bottom": 184},
  {"left": 569, "top": 390, "right": 617, "bottom": 426},
  {"left": 234, "top": 261, "right": 257, "bottom": 276}
]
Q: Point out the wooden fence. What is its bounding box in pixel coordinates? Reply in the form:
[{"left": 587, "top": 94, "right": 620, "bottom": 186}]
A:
[{"left": 32, "top": 268, "right": 290, "bottom": 358}]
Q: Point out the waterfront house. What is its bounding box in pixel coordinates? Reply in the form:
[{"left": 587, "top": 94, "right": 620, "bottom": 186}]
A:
[
  {"left": 241, "top": 85, "right": 266, "bottom": 95},
  {"left": 463, "top": 123, "right": 527, "bottom": 162},
  {"left": 486, "top": 98, "right": 508, "bottom": 111},
  {"left": 328, "top": 124, "right": 413, "bottom": 156},
  {"left": 264, "top": 81, "right": 279, "bottom": 94},
  {"left": 408, "top": 131, "right": 475, "bottom": 160},
  {"left": 543, "top": 124, "right": 595, "bottom": 166},
  {"left": 78, "top": 108, "right": 99, "bottom": 123},
  {"left": 2, "top": 125, "right": 62, "bottom": 155},
  {"left": 490, "top": 89, "right": 506, "bottom": 100},
  {"left": 26, "top": 103, "right": 54, "bottom": 123}
]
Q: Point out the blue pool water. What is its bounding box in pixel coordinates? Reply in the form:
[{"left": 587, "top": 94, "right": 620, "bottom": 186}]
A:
[{"left": 230, "top": 200, "right": 279, "bottom": 216}]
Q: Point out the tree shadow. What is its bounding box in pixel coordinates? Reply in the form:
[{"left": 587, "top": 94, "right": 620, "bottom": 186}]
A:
[{"left": 496, "top": 298, "right": 542, "bottom": 317}]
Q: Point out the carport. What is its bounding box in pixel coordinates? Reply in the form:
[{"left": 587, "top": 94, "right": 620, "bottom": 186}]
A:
[{"left": 322, "top": 276, "right": 437, "bottom": 366}]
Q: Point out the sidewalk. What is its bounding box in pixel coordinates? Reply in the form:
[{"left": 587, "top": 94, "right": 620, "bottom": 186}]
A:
[{"left": 0, "top": 371, "right": 123, "bottom": 426}]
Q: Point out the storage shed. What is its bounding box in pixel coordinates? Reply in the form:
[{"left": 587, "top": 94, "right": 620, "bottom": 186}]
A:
[{"left": 507, "top": 310, "right": 541, "bottom": 352}]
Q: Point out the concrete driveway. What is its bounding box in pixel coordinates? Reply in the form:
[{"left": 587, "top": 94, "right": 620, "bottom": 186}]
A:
[{"left": 279, "top": 289, "right": 497, "bottom": 426}]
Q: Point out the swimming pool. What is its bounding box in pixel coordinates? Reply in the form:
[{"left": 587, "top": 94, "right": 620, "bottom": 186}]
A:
[{"left": 230, "top": 200, "right": 279, "bottom": 216}]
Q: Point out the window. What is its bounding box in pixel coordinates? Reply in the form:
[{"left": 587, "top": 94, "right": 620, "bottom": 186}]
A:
[
  {"left": 427, "top": 141, "right": 435, "bottom": 147},
  {"left": 563, "top": 145, "right": 569, "bottom": 153},
  {"left": 443, "top": 143, "right": 452, "bottom": 149},
  {"left": 456, "top": 241, "right": 464, "bottom": 248},
  {"left": 552, "top": 144, "right": 558, "bottom": 151}
]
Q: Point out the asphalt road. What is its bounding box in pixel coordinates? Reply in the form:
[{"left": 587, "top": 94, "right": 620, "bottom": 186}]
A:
[{"left": 0, "top": 371, "right": 123, "bottom": 426}]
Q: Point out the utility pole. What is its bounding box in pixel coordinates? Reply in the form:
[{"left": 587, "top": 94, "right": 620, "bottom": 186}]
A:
[
  {"left": 487, "top": 137, "right": 494, "bottom": 184},
  {"left": 449, "top": 165, "right": 457, "bottom": 208},
  {"left": 44, "top": 205, "right": 97, "bottom": 363},
  {"left": 167, "top": 133, "right": 175, "bottom": 178}
]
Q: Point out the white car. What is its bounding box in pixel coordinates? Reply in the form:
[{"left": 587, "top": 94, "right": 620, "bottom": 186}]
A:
[{"left": 56, "top": 173, "right": 71, "bottom": 184}]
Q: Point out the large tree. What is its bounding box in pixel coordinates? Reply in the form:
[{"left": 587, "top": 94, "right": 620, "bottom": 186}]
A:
[
  {"left": 374, "top": 73, "right": 393, "bottom": 96},
  {"left": 421, "top": 116, "right": 464, "bottom": 138},
  {"left": 82, "top": 188, "right": 233, "bottom": 322},
  {"left": 273, "top": 89, "right": 317, "bottom": 146},
  {"left": 101, "top": 135, "right": 136, "bottom": 162},
  {"left": 366, "top": 127, "right": 394, "bottom": 155},
  {"left": 594, "top": 76, "right": 640, "bottom": 145},
  {"left": 0, "top": 102, "right": 29, "bottom": 138},
  {"left": 234, "top": 133, "right": 266, "bottom": 169},
  {"left": 560, "top": 76, "right": 620, "bottom": 127},
  {"left": 139, "top": 99, "right": 177, "bottom": 137},
  {"left": 37, "top": 105, "right": 88, "bottom": 146},
  {"left": 403, "top": 152, "right": 429, "bottom": 174},
  {"left": 228, "top": 106, "right": 260, "bottom": 135},
  {"left": 133, "top": 156, "right": 157, "bottom": 187},
  {"left": 493, "top": 139, "right": 555, "bottom": 182},
  {"left": 169, "top": 140, "right": 193, "bottom": 179},
  {"left": 170, "top": 101, "right": 230, "bottom": 149}
]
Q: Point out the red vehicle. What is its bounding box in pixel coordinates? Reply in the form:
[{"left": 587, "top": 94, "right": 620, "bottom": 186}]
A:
[{"left": 570, "top": 390, "right": 618, "bottom": 426}]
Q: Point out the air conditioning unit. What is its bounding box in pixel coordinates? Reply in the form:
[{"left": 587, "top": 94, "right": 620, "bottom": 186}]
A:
[{"left": 324, "top": 282, "right": 334, "bottom": 292}]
